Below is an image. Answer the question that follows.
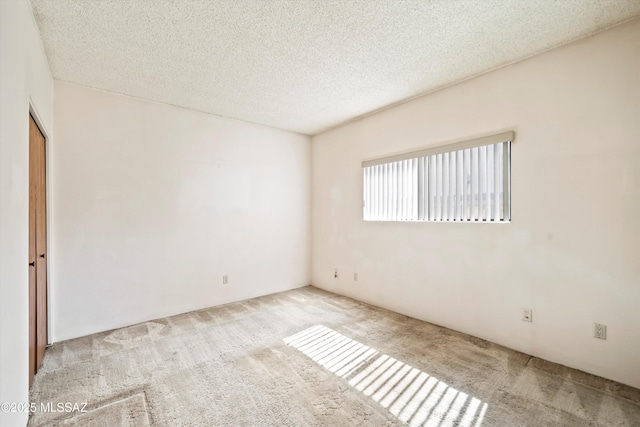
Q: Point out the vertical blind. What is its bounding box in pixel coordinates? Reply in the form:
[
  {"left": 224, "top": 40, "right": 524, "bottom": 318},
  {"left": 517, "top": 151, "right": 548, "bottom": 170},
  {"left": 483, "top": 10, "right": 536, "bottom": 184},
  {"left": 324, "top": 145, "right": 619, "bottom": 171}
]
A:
[{"left": 362, "top": 132, "right": 512, "bottom": 222}]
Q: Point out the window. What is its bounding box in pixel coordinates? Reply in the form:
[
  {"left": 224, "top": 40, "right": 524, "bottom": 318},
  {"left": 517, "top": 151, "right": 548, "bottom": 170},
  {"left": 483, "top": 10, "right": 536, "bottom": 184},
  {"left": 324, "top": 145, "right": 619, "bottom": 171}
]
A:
[{"left": 362, "top": 132, "right": 512, "bottom": 222}]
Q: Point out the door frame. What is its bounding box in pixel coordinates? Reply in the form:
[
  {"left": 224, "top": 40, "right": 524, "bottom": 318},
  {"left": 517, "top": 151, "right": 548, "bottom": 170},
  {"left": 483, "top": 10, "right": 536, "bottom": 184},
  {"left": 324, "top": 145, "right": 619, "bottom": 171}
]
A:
[{"left": 29, "top": 100, "right": 52, "bottom": 348}]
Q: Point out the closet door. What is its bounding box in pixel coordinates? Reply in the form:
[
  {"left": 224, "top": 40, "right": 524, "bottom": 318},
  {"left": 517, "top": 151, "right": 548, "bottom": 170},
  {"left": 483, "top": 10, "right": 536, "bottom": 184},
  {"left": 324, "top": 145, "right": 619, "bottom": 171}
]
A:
[{"left": 29, "top": 115, "right": 48, "bottom": 386}]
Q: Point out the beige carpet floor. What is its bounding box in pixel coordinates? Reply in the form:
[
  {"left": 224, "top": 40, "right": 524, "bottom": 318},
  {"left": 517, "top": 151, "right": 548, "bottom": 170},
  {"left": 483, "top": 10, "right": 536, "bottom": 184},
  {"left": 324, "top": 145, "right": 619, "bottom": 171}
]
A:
[{"left": 28, "top": 286, "right": 640, "bottom": 426}]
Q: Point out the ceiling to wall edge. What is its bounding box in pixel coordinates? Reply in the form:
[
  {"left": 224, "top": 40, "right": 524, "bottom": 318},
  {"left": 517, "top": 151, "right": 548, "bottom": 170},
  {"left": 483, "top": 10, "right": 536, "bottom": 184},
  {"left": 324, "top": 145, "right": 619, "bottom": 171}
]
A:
[
  {"left": 35, "top": 10, "right": 640, "bottom": 138},
  {"left": 319, "top": 15, "right": 640, "bottom": 138},
  {"left": 51, "top": 79, "right": 312, "bottom": 138},
  {"left": 27, "top": 0, "right": 53, "bottom": 86}
]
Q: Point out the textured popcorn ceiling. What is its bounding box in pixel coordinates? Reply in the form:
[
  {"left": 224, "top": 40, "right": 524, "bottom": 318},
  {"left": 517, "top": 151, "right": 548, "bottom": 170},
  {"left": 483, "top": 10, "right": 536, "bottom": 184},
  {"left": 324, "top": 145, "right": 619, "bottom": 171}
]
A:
[{"left": 31, "top": 0, "right": 640, "bottom": 135}]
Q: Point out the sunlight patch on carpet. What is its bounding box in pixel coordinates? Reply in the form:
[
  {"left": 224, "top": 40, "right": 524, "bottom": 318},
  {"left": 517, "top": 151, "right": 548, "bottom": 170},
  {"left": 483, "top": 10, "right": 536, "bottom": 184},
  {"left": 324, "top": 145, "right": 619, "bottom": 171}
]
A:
[{"left": 284, "top": 325, "right": 488, "bottom": 427}]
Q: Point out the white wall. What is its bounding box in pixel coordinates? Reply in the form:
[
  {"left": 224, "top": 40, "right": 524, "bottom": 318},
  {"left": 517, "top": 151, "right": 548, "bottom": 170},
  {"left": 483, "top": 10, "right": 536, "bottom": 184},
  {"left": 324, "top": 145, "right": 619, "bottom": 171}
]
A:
[
  {"left": 0, "top": 1, "right": 54, "bottom": 426},
  {"left": 52, "top": 82, "right": 310, "bottom": 341},
  {"left": 311, "top": 19, "right": 640, "bottom": 388}
]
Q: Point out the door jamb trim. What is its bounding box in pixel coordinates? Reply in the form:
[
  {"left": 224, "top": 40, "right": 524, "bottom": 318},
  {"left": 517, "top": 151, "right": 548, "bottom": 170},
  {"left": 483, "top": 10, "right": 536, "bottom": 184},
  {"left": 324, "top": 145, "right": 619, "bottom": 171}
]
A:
[{"left": 28, "top": 100, "right": 52, "bottom": 346}]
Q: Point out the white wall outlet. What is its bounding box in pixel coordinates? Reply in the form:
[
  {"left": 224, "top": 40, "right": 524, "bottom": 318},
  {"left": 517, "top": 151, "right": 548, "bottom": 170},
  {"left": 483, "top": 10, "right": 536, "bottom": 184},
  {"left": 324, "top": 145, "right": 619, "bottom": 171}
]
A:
[
  {"left": 354, "top": 273, "right": 358, "bottom": 281},
  {"left": 334, "top": 269, "right": 338, "bottom": 279},
  {"left": 222, "top": 275, "right": 228, "bottom": 285},
  {"left": 594, "top": 323, "right": 607, "bottom": 340},
  {"left": 522, "top": 308, "right": 532, "bottom": 322}
]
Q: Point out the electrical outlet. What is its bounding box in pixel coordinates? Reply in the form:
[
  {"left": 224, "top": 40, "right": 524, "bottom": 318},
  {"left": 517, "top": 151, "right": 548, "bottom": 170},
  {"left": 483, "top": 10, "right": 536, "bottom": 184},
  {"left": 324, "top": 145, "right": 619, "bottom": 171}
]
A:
[
  {"left": 353, "top": 273, "right": 358, "bottom": 281},
  {"left": 594, "top": 323, "right": 607, "bottom": 340},
  {"left": 334, "top": 269, "right": 338, "bottom": 279},
  {"left": 222, "top": 275, "right": 228, "bottom": 285},
  {"left": 522, "top": 309, "right": 532, "bottom": 322}
]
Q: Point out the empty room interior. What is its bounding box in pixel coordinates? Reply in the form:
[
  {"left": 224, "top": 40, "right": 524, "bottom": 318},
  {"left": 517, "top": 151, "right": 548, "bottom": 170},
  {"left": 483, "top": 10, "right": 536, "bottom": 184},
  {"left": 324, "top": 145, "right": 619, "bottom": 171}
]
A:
[{"left": 2, "top": 0, "right": 640, "bottom": 426}]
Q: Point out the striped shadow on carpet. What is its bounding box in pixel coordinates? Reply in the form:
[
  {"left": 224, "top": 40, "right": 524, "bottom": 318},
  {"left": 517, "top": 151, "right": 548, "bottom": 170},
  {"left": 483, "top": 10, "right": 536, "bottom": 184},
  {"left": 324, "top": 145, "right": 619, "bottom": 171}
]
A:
[{"left": 285, "top": 325, "right": 488, "bottom": 427}]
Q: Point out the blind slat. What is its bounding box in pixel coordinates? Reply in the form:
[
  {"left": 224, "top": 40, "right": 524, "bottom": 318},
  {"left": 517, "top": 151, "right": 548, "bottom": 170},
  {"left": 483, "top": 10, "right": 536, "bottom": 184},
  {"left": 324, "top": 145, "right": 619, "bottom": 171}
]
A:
[
  {"left": 479, "top": 146, "right": 486, "bottom": 221},
  {"left": 384, "top": 163, "right": 390, "bottom": 220},
  {"left": 489, "top": 145, "right": 493, "bottom": 220},
  {"left": 376, "top": 165, "right": 381, "bottom": 220},
  {"left": 403, "top": 160, "right": 407, "bottom": 219},
  {"left": 418, "top": 158, "right": 423, "bottom": 220},
  {"left": 450, "top": 151, "right": 457, "bottom": 221},
  {"left": 436, "top": 154, "right": 443, "bottom": 221},
  {"left": 429, "top": 155, "right": 436, "bottom": 221},
  {"left": 409, "top": 158, "right": 414, "bottom": 219},
  {"left": 443, "top": 152, "right": 449, "bottom": 221},
  {"left": 457, "top": 150, "right": 464, "bottom": 221},
  {"left": 366, "top": 167, "right": 370, "bottom": 219},
  {"left": 464, "top": 148, "right": 470, "bottom": 220},
  {"left": 390, "top": 162, "right": 396, "bottom": 221},
  {"left": 471, "top": 147, "right": 478, "bottom": 221},
  {"left": 504, "top": 142, "right": 510, "bottom": 221},
  {"left": 494, "top": 143, "right": 501, "bottom": 221}
]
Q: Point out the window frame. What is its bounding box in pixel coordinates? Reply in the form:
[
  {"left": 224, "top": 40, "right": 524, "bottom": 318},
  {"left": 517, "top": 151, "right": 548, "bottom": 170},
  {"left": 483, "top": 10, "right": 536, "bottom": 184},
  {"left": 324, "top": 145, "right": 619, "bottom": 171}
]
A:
[{"left": 362, "top": 131, "right": 513, "bottom": 223}]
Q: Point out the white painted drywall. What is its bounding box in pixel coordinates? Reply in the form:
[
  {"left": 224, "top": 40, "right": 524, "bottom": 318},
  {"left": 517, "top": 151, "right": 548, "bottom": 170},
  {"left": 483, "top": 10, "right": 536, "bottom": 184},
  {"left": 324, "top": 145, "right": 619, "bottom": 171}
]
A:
[
  {"left": 52, "top": 82, "right": 310, "bottom": 341},
  {"left": 311, "top": 19, "right": 640, "bottom": 388},
  {"left": 0, "top": 1, "right": 54, "bottom": 426}
]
